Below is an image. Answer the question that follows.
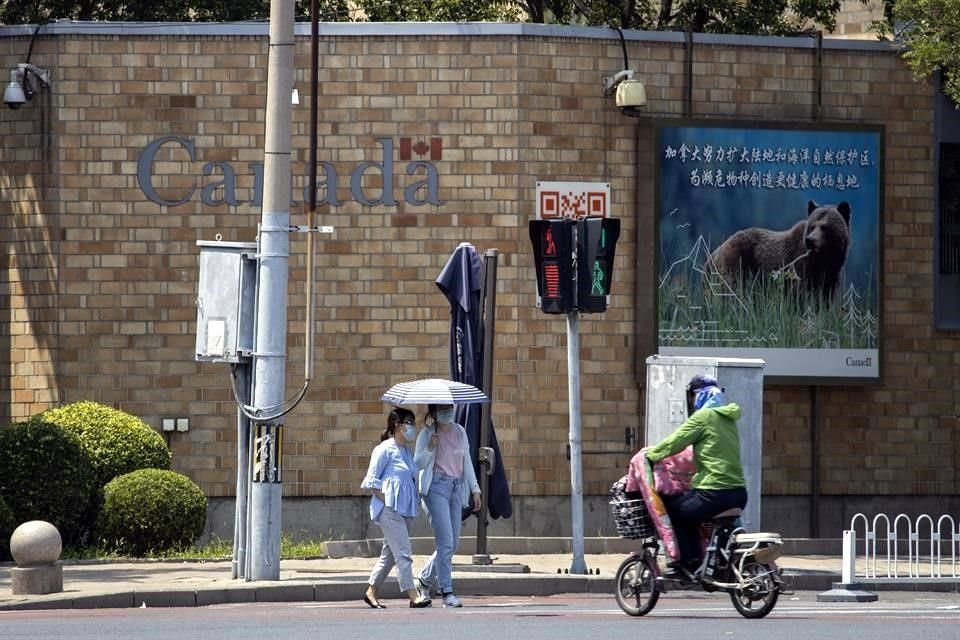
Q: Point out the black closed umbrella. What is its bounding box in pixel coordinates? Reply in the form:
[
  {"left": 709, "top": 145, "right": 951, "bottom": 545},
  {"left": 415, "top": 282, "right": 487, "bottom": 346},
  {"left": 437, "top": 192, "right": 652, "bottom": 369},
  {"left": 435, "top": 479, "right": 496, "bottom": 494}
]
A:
[{"left": 436, "top": 243, "right": 512, "bottom": 520}]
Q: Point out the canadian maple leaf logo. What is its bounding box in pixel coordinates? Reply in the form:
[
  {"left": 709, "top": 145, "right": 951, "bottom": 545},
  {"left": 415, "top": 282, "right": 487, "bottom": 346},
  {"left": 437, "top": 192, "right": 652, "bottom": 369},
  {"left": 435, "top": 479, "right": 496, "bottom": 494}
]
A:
[{"left": 399, "top": 137, "right": 443, "bottom": 161}]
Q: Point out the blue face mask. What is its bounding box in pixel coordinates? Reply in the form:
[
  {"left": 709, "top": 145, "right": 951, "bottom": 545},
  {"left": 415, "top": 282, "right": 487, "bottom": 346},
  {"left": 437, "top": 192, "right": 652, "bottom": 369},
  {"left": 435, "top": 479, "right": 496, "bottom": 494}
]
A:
[
  {"left": 436, "top": 408, "right": 456, "bottom": 424},
  {"left": 402, "top": 424, "right": 417, "bottom": 442}
]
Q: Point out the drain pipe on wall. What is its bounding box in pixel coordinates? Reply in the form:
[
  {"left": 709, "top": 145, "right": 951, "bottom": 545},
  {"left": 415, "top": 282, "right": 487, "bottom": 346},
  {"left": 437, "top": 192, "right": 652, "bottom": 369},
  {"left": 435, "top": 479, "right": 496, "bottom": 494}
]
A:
[
  {"left": 810, "top": 31, "right": 823, "bottom": 539},
  {"left": 684, "top": 24, "right": 694, "bottom": 118},
  {"left": 813, "top": 30, "right": 823, "bottom": 122},
  {"left": 810, "top": 385, "right": 820, "bottom": 537},
  {"left": 305, "top": 0, "right": 320, "bottom": 388}
]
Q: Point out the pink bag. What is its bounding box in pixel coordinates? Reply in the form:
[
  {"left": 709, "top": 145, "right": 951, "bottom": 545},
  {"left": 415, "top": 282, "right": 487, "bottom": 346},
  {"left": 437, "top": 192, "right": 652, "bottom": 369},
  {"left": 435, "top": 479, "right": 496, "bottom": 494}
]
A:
[
  {"left": 651, "top": 445, "right": 695, "bottom": 496},
  {"left": 631, "top": 447, "right": 680, "bottom": 560}
]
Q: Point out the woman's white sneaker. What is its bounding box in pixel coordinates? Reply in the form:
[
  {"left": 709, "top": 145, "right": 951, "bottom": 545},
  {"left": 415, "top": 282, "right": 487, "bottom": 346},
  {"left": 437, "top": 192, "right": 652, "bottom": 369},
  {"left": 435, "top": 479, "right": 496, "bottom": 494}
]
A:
[{"left": 441, "top": 593, "right": 462, "bottom": 608}]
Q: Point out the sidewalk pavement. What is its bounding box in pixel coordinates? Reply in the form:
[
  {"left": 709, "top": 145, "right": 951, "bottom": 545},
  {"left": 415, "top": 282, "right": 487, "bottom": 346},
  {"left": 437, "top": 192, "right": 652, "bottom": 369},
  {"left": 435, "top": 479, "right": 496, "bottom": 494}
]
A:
[{"left": 0, "top": 537, "right": 949, "bottom": 611}]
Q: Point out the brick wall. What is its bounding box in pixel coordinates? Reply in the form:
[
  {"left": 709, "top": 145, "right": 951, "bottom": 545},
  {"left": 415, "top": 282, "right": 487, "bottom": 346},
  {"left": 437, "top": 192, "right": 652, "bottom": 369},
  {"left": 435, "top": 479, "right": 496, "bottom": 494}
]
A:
[
  {"left": 1, "top": 23, "right": 953, "bottom": 515},
  {"left": 1, "top": 34, "right": 60, "bottom": 423}
]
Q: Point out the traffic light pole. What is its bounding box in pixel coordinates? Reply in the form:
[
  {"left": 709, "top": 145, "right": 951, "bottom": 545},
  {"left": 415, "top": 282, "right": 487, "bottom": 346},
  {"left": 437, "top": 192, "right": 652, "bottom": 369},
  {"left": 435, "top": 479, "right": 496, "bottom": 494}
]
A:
[
  {"left": 566, "top": 309, "right": 588, "bottom": 575},
  {"left": 528, "top": 216, "right": 619, "bottom": 575}
]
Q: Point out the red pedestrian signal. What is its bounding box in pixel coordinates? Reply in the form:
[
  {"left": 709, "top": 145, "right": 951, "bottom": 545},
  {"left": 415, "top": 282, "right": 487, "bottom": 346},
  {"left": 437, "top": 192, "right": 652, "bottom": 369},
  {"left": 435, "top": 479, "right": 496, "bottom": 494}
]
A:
[{"left": 529, "top": 219, "right": 575, "bottom": 314}]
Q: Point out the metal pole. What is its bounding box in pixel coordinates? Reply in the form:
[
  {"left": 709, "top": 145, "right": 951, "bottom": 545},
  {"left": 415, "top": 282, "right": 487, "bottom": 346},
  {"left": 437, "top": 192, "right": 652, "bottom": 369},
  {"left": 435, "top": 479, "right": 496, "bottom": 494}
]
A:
[
  {"left": 244, "top": 416, "right": 256, "bottom": 579},
  {"left": 248, "top": 0, "right": 294, "bottom": 582},
  {"left": 232, "top": 363, "right": 252, "bottom": 579},
  {"left": 474, "top": 249, "right": 499, "bottom": 565},
  {"left": 810, "top": 385, "right": 820, "bottom": 538},
  {"left": 841, "top": 529, "right": 855, "bottom": 584},
  {"left": 567, "top": 309, "right": 587, "bottom": 574}
]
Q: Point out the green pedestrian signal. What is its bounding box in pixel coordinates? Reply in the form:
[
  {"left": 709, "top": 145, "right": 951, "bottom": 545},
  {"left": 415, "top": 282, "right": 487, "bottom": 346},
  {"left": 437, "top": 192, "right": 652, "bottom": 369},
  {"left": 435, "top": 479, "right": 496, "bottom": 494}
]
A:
[{"left": 577, "top": 217, "right": 620, "bottom": 313}]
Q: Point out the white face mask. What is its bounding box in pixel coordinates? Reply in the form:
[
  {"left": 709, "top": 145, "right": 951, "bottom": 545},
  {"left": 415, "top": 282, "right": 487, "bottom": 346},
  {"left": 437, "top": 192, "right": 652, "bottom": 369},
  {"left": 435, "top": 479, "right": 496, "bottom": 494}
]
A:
[
  {"left": 402, "top": 424, "right": 417, "bottom": 442},
  {"left": 436, "top": 408, "right": 456, "bottom": 424}
]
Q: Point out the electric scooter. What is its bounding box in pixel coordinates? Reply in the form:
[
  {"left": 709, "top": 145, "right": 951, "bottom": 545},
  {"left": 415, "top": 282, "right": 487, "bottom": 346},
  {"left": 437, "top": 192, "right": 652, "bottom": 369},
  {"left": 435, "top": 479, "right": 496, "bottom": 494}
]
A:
[{"left": 610, "top": 480, "right": 789, "bottom": 618}]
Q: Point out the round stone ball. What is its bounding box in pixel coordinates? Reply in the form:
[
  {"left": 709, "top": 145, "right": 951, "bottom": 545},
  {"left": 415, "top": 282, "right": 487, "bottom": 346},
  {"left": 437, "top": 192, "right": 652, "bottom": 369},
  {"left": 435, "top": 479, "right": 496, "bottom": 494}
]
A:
[{"left": 10, "top": 520, "right": 62, "bottom": 567}]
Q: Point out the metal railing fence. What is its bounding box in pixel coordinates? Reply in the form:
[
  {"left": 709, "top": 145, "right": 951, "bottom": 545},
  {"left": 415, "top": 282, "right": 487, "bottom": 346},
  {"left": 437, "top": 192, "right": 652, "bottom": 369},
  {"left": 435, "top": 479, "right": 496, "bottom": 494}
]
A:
[{"left": 847, "top": 512, "right": 960, "bottom": 579}]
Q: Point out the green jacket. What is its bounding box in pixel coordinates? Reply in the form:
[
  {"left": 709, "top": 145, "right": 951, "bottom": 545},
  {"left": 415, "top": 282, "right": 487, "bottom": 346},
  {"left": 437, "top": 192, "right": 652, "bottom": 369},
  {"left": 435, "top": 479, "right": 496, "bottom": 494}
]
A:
[{"left": 646, "top": 403, "right": 746, "bottom": 490}]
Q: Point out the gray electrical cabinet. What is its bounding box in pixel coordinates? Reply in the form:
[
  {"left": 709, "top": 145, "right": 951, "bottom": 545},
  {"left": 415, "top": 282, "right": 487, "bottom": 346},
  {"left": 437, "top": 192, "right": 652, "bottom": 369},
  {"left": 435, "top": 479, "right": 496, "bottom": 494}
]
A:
[
  {"left": 195, "top": 240, "right": 257, "bottom": 363},
  {"left": 644, "top": 355, "right": 765, "bottom": 531}
]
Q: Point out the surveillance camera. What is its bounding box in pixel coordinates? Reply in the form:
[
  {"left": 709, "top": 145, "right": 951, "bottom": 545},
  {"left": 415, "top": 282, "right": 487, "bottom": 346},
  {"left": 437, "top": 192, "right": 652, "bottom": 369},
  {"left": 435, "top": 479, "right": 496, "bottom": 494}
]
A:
[
  {"left": 4, "top": 80, "right": 25, "bottom": 109},
  {"left": 603, "top": 69, "right": 647, "bottom": 117},
  {"left": 4, "top": 64, "right": 50, "bottom": 110},
  {"left": 615, "top": 79, "right": 647, "bottom": 116}
]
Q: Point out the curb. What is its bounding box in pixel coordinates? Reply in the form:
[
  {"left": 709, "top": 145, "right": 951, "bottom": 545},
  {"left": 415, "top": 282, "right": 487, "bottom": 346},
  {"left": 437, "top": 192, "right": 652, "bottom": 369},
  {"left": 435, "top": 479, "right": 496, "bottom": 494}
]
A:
[
  {"left": 324, "top": 537, "right": 844, "bottom": 559},
  {"left": 859, "top": 577, "right": 960, "bottom": 593},
  {"left": 0, "top": 571, "right": 841, "bottom": 611}
]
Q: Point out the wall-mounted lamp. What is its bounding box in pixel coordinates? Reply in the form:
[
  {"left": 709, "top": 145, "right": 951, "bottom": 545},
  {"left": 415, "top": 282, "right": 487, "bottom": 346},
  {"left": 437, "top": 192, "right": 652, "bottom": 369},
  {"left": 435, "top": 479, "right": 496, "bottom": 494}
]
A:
[
  {"left": 4, "top": 63, "right": 51, "bottom": 110},
  {"left": 603, "top": 68, "right": 647, "bottom": 117}
]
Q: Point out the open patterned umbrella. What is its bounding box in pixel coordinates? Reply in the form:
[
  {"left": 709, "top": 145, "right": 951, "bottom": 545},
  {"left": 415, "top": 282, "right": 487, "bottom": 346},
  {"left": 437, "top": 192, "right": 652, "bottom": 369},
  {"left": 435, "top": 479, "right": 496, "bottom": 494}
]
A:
[{"left": 381, "top": 378, "right": 488, "bottom": 406}]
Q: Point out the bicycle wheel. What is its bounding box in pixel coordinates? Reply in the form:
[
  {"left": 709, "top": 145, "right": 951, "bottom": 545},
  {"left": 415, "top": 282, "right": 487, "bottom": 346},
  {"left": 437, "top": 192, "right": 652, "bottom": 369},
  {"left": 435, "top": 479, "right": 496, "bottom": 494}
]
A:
[
  {"left": 729, "top": 561, "right": 780, "bottom": 619},
  {"left": 614, "top": 552, "right": 659, "bottom": 616}
]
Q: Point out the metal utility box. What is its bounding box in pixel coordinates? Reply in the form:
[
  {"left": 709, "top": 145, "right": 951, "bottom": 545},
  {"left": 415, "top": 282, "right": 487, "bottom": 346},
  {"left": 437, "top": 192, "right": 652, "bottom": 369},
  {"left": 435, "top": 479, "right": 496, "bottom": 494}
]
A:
[
  {"left": 195, "top": 240, "right": 258, "bottom": 363},
  {"left": 644, "top": 355, "right": 765, "bottom": 531}
]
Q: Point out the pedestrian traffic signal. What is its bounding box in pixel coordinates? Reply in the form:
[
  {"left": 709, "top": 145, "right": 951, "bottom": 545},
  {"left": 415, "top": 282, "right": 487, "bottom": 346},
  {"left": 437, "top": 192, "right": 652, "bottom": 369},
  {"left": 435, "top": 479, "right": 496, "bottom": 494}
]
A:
[
  {"left": 576, "top": 217, "right": 620, "bottom": 313},
  {"left": 529, "top": 219, "right": 575, "bottom": 314}
]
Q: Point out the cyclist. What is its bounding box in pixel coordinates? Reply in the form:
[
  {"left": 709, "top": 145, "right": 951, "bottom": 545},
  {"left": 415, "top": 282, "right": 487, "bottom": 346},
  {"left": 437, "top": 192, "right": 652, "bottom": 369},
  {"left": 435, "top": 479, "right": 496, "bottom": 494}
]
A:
[{"left": 646, "top": 373, "right": 747, "bottom": 580}]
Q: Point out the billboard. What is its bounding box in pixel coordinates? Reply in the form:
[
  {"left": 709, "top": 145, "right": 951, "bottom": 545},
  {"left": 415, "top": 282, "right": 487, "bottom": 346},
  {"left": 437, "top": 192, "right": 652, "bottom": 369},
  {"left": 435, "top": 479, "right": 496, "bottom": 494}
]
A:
[{"left": 655, "top": 120, "right": 883, "bottom": 381}]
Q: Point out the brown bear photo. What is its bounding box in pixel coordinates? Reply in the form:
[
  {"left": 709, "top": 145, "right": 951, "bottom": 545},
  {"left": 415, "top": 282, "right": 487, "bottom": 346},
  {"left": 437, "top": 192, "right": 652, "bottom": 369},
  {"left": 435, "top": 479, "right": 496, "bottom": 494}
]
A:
[{"left": 708, "top": 200, "right": 851, "bottom": 301}]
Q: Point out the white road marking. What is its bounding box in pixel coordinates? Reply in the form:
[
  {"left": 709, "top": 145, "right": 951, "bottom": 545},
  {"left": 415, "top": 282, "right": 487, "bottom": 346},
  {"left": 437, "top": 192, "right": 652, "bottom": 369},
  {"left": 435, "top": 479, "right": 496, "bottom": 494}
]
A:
[{"left": 268, "top": 598, "right": 960, "bottom": 620}]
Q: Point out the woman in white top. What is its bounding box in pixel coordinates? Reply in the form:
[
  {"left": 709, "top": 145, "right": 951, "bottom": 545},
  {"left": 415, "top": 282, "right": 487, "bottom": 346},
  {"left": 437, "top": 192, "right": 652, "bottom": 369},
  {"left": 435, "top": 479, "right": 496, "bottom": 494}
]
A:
[{"left": 414, "top": 403, "right": 481, "bottom": 608}]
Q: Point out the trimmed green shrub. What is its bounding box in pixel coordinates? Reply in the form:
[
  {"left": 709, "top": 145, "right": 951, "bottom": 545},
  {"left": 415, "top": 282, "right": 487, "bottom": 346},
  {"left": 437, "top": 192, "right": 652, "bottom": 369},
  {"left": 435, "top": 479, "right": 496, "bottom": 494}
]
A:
[
  {"left": 0, "top": 421, "right": 98, "bottom": 546},
  {"left": 0, "top": 494, "right": 15, "bottom": 561},
  {"left": 96, "top": 468, "right": 207, "bottom": 556},
  {"left": 37, "top": 401, "right": 171, "bottom": 486}
]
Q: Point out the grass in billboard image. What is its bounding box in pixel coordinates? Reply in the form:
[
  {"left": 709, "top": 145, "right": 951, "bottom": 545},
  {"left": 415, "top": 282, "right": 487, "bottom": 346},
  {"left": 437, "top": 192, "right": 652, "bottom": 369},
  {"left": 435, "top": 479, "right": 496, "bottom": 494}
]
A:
[{"left": 656, "top": 122, "right": 882, "bottom": 379}]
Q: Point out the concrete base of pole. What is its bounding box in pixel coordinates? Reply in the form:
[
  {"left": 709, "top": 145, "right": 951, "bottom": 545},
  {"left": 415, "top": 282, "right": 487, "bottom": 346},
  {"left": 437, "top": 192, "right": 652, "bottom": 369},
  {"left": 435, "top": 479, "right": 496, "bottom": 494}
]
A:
[
  {"left": 11, "top": 564, "right": 63, "bottom": 595},
  {"left": 816, "top": 582, "right": 878, "bottom": 602},
  {"left": 472, "top": 554, "right": 493, "bottom": 565}
]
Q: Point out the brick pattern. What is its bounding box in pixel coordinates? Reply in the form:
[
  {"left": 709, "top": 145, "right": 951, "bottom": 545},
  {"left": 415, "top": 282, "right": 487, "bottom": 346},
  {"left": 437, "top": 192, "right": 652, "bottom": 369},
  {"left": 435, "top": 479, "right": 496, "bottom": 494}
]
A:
[
  {"left": 1, "top": 37, "right": 61, "bottom": 422},
  {"left": 1, "top": 27, "right": 952, "bottom": 502}
]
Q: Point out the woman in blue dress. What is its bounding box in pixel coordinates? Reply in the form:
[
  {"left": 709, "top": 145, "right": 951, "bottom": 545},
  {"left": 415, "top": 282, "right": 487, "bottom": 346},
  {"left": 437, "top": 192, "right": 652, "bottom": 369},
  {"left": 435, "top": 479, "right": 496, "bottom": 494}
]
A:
[{"left": 361, "top": 407, "right": 433, "bottom": 608}]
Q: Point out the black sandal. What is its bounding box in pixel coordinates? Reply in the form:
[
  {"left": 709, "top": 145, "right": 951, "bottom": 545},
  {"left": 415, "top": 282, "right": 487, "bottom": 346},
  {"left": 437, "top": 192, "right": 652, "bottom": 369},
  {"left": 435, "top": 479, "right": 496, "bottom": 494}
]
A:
[
  {"left": 363, "top": 592, "right": 386, "bottom": 609},
  {"left": 409, "top": 597, "right": 432, "bottom": 608}
]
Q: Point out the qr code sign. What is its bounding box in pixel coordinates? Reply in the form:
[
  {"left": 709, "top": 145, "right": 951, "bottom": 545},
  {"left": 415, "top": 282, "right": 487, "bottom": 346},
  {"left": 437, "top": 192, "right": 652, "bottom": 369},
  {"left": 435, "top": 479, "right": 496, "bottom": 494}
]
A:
[{"left": 536, "top": 181, "right": 610, "bottom": 219}]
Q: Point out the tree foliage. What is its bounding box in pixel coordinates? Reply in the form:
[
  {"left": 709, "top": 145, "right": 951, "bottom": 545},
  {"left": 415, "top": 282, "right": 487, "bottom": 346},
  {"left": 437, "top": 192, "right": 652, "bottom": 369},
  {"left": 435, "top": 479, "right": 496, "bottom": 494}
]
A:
[
  {"left": 2, "top": 0, "right": 845, "bottom": 34},
  {"left": 0, "top": 0, "right": 348, "bottom": 24},
  {"left": 355, "top": 0, "right": 523, "bottom": 22},
  {"left": 875, "top": 0, "right": 960, "bottom": 105},
  {"left": 514, "top": 0, "right": 843, "bottom": 33}
]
